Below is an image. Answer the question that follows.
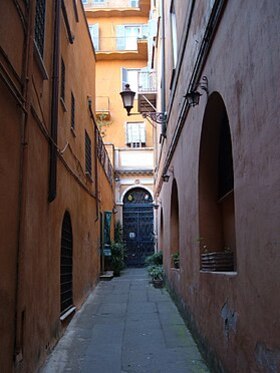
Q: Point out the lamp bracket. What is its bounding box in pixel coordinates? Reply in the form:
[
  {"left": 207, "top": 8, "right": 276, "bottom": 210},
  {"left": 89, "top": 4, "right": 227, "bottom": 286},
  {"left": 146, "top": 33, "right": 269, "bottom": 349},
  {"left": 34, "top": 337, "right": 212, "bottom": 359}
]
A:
[{"left": 142, "top": 112, "right": 167, "bottom": 124}]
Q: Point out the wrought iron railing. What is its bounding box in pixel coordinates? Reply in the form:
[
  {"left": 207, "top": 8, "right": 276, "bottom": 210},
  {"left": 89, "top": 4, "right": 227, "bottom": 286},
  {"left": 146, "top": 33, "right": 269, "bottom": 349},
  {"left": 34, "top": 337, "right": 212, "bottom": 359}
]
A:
[
  {"left": 96, "top": 96, "right": 110, "bottom": 112},
  {"left": 95, "top": 35, "right": 147, "bottom": 52},
  {"left": 96, "top": 128, "right": 114, "bottom": 186},
  {"left": 138, "top": 71, "right": 157, "bottom": 92},
  {"left": 84, "top": 0, "right": 139, "bottom": 9}
]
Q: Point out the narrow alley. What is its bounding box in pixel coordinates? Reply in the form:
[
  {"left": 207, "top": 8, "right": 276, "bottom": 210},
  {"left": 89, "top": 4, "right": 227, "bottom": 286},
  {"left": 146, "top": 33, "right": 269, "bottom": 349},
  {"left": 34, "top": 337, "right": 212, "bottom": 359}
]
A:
[{"left": 41, "top": 268, "right": 209, "bottom": 373}]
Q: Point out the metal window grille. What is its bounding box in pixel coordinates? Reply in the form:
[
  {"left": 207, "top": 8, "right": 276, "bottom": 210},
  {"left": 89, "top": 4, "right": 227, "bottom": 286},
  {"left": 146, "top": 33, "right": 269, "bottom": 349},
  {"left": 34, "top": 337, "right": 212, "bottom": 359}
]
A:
[
  {"left": 71, "top": 92, "right": 75, "bottom": 129},
  {"left": 85, "top": 131, "right": 92, "bottom": 176},
  {"left": 61, "top": 58, "right": 65, "bottom": 101},
  {"left": 34, "top": 0, "right": 46, "bottom": 57},
  {"left": 60, "top": 212, "right": 73, "bottom": 314}
]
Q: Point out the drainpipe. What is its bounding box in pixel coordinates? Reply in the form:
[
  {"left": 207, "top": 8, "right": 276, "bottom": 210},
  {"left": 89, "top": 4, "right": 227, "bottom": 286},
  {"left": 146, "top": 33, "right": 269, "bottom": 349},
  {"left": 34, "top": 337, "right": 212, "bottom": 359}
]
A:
[
  {"left": 13, "top": 0, "right": 34, "bottom": 362},
  {"left": 160, "top": 0, "right": 166, "bottom": 137},
  {"left": 49, "top": 0, "right": 61, "bottom": 202}
]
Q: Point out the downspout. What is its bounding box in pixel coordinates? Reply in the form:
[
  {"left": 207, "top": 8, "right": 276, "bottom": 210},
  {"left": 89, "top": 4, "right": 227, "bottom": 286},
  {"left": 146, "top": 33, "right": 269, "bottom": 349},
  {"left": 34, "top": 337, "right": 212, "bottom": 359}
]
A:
[
  {"left": 14, "top": 1, "right": 34, "bottom": 362},
  {"left": 160, "top": 0, "right": 166, "bottom": 137},
  {"left": 49, "top": 0, "right": 61, "bottom": 202}
]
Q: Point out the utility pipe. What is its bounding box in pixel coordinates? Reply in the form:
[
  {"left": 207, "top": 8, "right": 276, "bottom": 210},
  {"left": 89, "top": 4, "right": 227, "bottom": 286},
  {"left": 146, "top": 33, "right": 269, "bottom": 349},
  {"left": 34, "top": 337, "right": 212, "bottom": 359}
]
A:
[
  {"left": 13, "top": 0, "right": 34, "bottom": 362},
  {"left": 159, "top": 0, "right": 166, "bottom": 137},
  {"left": 49, "top": 0, "right": 61, "bottom": 202}
]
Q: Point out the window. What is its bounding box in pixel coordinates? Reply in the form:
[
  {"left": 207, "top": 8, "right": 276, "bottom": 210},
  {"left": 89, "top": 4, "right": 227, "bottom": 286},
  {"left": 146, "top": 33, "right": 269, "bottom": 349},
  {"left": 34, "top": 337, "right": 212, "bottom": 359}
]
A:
[
  {"left": 122, "top": 68, "right": 141, "bottom": 96},
  {"left": 82, "top": 0, "right": 88, "bottom": 4},
  {"left": 93, "top": 0, "right": 104, "bottom": 3},
  {"left": 131, "top": 0, "right": 139, "bottom": 7},
  {"left": 34, "top": 0, "right": 46, "bottom": 57},
  {"left": 85, "top": 131, "right": 92, "bottom": 177},
  {"left": 71, "top": 92, "right": 75, "bottom": 129},
  {"left": 89, "top": 24, "right": 99, "bottom": 51},
  {"left": 126, "top": 122, "right": 146, "bottom": 148},
  {"left": 116, "top": 24, "right": 148, "bottom": 50},
  {"left": 170, "top": 2, "right": 178, "bottom": 68},
  {"left": 61, "top": 58, "right": 65, "bottom": 102}
]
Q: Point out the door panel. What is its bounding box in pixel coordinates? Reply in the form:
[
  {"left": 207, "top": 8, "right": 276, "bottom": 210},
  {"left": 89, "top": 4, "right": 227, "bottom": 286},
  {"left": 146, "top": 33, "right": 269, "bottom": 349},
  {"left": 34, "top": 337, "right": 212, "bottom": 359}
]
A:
[{"left": 123, "top": 189, "right": 154, "bottom": 266}]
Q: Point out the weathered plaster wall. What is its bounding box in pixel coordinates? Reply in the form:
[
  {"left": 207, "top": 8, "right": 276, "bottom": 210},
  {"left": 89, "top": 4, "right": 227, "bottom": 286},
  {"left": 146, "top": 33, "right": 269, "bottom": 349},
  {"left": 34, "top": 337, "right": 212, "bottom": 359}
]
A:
[
  {"left": 159, "top": 0, "right": 280, "bottom": 371},
  {"left": 0, "top": 1, "right": 114, "bottom": 372}
]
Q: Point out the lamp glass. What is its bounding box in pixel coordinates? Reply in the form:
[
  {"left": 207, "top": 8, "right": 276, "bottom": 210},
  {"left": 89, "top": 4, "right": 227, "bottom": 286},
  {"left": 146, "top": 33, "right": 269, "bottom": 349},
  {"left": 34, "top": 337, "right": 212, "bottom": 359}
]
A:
[{"left": 120, "top": 84, "right": 136, "bottom": 115}]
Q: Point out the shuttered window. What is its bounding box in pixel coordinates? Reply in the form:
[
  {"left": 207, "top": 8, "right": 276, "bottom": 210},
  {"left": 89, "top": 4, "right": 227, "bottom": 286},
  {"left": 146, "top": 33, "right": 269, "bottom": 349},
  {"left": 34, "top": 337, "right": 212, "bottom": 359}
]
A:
[
  {"left": 89, "top": 24, "right": 99, "bottom": 51},
  {"left": 126, "top": 122, "right": 146, "bottom": 148},
  {"left": 121, "top": 68, "right": 140, "bottom": 97},
  {"left": 34, "top": 0, "right": 46, "bottom": 57},
  {"left": 85, "top": 131, "right": 92, "bottom": 177}
]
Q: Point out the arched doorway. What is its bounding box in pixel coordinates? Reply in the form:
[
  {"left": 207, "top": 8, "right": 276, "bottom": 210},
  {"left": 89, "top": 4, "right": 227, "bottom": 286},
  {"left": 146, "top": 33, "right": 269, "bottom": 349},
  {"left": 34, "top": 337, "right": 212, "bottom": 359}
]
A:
[
  {"left": 123, "top": 187, "right": 154, "bottom": 266},
  {"left": 60, "top": 211, "right": 73, "bottom": 315}
]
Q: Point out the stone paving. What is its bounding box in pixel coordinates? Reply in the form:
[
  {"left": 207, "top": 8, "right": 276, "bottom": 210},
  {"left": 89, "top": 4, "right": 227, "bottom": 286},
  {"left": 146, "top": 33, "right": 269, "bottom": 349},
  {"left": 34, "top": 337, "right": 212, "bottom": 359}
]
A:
[{"left": 41, "top": 268, "right": 209, "bottom": 373}]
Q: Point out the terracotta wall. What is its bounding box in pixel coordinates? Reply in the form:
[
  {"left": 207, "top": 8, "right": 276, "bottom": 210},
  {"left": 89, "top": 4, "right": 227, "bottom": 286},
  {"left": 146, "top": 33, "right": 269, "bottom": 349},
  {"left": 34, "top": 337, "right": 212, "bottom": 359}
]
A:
[
  {"left": 157, "top": 0, "right": 280, "bottom": 371},
  {"left": 0, "top": 1, "right": 114, "bottom": 372}
]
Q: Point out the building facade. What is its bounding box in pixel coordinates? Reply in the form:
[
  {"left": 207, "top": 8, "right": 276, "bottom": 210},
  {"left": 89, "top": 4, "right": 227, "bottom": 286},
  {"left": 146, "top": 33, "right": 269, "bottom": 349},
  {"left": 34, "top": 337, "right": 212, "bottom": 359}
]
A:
[
  {"left": 84, "top": 0, "right": 157, "bottom": 266},
  {"left": 0, "top": 1, "right": 114, "bottom": 372},
  {"left": 154, "top": 0, "right": 280, "bottom": 371}
]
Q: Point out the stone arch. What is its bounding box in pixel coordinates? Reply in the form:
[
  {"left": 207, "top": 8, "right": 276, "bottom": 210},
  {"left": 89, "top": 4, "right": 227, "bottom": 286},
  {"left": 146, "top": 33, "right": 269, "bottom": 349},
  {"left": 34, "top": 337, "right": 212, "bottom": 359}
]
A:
[
  {"left": 122, "top": 187, "right": 154, "bottom": 266},
  {"left": 199, "top": 92, "right": 236, "bottom": 271}
]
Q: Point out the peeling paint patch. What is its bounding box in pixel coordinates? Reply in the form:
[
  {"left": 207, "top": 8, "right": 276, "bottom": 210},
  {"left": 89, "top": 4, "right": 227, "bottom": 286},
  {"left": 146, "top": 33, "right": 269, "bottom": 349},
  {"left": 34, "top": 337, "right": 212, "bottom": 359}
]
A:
[
  {"left": 255, "top": 342, "right": 280, "bottom": 373},
  {"left": 220, "top": 301, "right": 237, "bottom": 339}
]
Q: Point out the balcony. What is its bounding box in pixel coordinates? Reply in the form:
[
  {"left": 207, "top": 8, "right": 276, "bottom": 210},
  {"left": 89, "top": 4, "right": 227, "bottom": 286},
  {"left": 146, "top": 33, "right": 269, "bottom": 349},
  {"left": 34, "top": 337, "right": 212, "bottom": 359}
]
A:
[
  {"left": 83, "top": 0, "right": 149, "bottom": 17},
  {"left": 95, "top": 36, "right": 147, "bottom": 61},
  {"left": 137, "top": 71, "right": 157, "bottom": 114},
  {"left": 96, "top": 96, "right": 110, "bottom": 120},
  {"left": 114, "top": 147, "right": 154, "bottom": 175}
]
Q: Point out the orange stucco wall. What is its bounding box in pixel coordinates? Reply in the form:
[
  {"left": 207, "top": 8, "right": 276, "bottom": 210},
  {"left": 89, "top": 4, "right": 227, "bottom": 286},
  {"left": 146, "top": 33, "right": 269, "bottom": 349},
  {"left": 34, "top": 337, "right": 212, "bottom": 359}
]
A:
[
  {"left": 0, "top": 1, "right": 114, "bottom": 372},
  {"left": 87, "top": 14, "right": 153, "bottom": 148}
]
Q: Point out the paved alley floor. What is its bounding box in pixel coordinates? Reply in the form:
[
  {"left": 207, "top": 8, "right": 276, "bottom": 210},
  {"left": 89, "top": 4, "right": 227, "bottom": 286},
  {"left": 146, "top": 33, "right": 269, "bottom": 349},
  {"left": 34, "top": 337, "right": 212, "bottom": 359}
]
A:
[{"left": 41, "top": 268, "right": 209, "bottom": 373}]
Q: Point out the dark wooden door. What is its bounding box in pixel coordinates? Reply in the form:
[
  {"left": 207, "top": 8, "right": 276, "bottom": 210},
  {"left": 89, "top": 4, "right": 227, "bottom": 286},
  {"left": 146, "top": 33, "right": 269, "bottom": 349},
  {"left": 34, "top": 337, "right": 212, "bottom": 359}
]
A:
[{"left": 123, "top": 188, "right": 154, "bottom": 266}]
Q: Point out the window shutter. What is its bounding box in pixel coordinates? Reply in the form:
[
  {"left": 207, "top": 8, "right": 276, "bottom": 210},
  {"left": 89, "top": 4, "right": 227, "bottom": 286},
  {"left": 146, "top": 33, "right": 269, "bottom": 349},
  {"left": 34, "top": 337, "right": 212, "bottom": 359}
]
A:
[
  {"left": 89, "top": 23, "right": 99, "bottom": 51},
  {"left": 140, "top": 123, "right": 146, "bottom": 143},
  {"left": 122, "top": 68, "right": 128, "bottom": 90},
  {"left": 116, "top": 25, "right": 125, "bottom": 50}
]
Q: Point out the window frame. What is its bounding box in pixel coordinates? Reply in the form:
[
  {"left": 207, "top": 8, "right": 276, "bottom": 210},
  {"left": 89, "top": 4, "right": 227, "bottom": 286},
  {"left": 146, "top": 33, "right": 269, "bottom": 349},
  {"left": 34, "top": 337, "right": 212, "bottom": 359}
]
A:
[{"left": 126, "top": 121, "right": 146, "bottom": 148}]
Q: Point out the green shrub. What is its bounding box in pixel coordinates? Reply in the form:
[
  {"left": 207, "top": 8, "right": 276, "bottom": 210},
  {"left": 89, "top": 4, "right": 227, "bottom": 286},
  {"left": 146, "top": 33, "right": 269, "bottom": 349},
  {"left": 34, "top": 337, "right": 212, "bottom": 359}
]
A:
[
  {"left": 111, "top": 241, "right": 126, "bottom": 276},
  {"left": 147, "top": 265, "right": 164, "bottom": 280},
  {"left": 145, "top": 251, "right": 163, "bottom": 266}
]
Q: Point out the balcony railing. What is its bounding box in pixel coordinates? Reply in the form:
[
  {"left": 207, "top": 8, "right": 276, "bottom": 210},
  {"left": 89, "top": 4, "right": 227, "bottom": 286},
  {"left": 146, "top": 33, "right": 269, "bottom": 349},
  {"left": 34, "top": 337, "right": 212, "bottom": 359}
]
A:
[
  {"left": 84, "top": 0, "right": 139, "bottom": 9},
  {"left": 138, "top": 71, "right": 157, "bottom": 92},
  {"left": 96, "top": 128, "right": 114, "bottom": 186},
  {"left": 95, "top": 36, "right": 147, "bottom": 52},
  {"left": 96, "top": 96, "right": 110, "bottom": 112}
]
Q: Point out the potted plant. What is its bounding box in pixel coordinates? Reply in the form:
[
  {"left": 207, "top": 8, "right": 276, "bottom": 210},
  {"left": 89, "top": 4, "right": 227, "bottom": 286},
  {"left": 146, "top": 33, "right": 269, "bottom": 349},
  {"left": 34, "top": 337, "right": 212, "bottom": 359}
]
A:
[
  {"left": 147, "top": 265, "right": 164, "bottom": 288},
  {"left": 145, "top": 251, "right": 163, "bottom": 266},
  {"left": 110, "top": 241, "right": 125, "bottom": 276},
  {"left": 201, "top": 244, "right": 234, "bottom": 272},
  {"left": 171, "top": 252, "right": 180, "bottom": 269}
]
